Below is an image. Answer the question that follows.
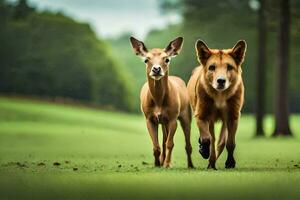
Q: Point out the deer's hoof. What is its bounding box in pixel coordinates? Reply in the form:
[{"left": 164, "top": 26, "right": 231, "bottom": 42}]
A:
[
  {"left": 154, "top": 160, "right": 161, "bottom": 167},
  {"left": 188, "top": 163, "right": 195, "bottom": 169},
  {"left": 207, "top": 163, "right": 217, "bottom": 170},
  {"left": 199, "top": 138, "right": 210, "bottom": 159},
  {"left": 163, "top": 162, "right": 171, "bottom": 168}
]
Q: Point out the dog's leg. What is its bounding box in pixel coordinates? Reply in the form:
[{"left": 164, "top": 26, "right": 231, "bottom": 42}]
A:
[
  {"left": 163, "top": 119, "right": 177, "bottom": 168},
  {"left": 196, "top": 118, "right": 211, "bottom": 159},
  {"left": 225, "top": 119, "right": 238, "bottom": 168},
  {"left": 207, "top": 121, "right": 216, "bottom": 170},
  {"left": 146, "top": 119, "right": 160, "bottom": 167},
  {"left": 216, "top": 122, "right": 227, "bottom": 158}
]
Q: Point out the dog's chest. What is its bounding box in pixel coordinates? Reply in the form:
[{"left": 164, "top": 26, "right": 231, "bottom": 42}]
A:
[{"left": 214, "top": 96, "right": 227, "bottom": 109}]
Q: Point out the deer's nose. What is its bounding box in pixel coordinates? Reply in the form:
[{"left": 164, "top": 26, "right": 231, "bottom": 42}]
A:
[{"left": 152, "top": 65, "right": 161, "bottom": 74}]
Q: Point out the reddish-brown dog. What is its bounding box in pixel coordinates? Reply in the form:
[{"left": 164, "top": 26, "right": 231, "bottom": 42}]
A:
[
  {"left": 187, "top": 40, "right": 247, "bottom": 169},
  {"left": 130, "top": 37, "right": 194, "bottom": 168}
]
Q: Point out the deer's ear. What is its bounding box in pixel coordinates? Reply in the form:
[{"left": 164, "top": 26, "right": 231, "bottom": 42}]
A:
[
  {"left": 230, "top": 40, "right": 247, "bottom": 66},
  {"left": 165, "top": 37, "right": 183, "bottom": 57},
  {"left": 195, "top": 40, "right": 211, "bottom": 66},
  {"left": 130, "top": 36, "right": 148, "bottom": 57}
]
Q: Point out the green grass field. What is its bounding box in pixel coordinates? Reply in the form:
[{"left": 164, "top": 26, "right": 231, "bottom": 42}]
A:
[{"left": 0, "top": 96, "right": 300, "bottom": 200}]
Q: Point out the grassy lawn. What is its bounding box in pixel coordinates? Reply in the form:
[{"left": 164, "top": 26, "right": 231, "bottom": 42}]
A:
[{"left": 0, "top": 96, "right": 299, "bottom": 200}]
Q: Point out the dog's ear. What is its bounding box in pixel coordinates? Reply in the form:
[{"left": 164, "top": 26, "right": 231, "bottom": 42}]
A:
[
  {"left": 130, "top": 36, "right": 148, "bottom": 57},
  {"left": 165, "top": 37, "right": 183, "bottom": 57},
  {"left": 195, "top": 40, "right": 211, "bottom": 66},
  {"left": 230, "top": 40, "right": 247, "bottom": 66}
]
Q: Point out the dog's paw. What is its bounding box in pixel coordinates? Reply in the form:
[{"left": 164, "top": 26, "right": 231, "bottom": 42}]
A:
[
  {"left": 198, "top": 138, "right": 210, "bottom": 159},
  {"left": 225, "top": 158, "right": 236, "bottom": 169}
]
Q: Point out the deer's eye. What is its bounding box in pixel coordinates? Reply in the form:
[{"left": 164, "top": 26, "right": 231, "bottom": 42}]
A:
[
  {"left": 165, "top": 58, "right": 170, "bottom": 63},
  {"left": 144, "top": 58, "right": 149, "bottom": 63},
  {"left": 208, "top": 65, "right": 215, "bottom": 71},
  {"left": 227, "top": 64, "right": 234, "bottom": 71}
]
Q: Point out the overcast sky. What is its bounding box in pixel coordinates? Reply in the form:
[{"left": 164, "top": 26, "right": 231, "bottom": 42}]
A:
[{"left": 8, "top": 0, "right": 181, "bottom": 39}]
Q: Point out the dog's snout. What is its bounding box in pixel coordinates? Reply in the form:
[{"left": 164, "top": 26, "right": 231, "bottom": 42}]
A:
[
  {"left": 152, "top": 65, "right": 161, "bottom": 74},
  {"left": 217, "top": 78, "right": 226, "bottom": 85}
]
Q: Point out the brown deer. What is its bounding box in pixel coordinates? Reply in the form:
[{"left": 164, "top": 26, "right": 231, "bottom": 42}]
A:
[{"left": 130, "top": 36, "right": 194, "bottom": 168}]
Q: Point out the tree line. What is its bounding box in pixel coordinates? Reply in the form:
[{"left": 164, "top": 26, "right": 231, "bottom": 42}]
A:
[{"left": 0, "top": 0, "right": 134, "bottom": 111}]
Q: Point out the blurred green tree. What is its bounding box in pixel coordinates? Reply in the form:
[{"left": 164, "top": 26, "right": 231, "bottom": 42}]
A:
[
  {"left": 255, "top": 0, "right": 267, "bottom": 137},
  {"left": 0, "top": 0, "right": 134, "bottom": 111},
  {"left": 13, "top": 0, "right": 34, "bottom": 20},
  {"left": 273, "top": 0, "right": 292, "bottom": 136}
]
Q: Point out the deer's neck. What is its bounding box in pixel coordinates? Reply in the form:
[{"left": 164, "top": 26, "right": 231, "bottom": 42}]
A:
[{"left": 147, "top": 74, "right": 169, "bottom": 106}]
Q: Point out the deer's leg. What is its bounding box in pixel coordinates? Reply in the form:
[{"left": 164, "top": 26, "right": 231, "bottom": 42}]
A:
[
  {"left": 207, "top": 121, "right": 216, "bottom": 170},
  {"left": 163, "top": 119, "right": 177, "bottom": 168},
  {"left": 179, "top": 113, "right": 194, "bottom": 168},
  {"left": 160, "top": 124, "right": 167, "bottom": 166},
  {"left": 225, "top": 119, "right": 238, "bottom": 169},
  {"left": 146, "top": 119, "right": 160, "bottom": 167},
  {"left": 196, "top": 118, "right": 211, "bottom": 159},
  {"left": 216, "top": 122, "right": 227, "bottom": 159}
]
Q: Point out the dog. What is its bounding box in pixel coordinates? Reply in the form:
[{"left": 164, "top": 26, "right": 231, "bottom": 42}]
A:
[{"left": 187, "top": 40, "right": 247, "bottom": 169}]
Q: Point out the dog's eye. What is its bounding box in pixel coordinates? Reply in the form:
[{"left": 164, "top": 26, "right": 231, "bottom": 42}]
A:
[
  {"left": 208, "top": 65, "right": 215, "bottom": 71},
  {"left": 227, "top": 64, "right": 234, "bottom": 71},
  {"left": 165, "top": 58, "right": 170, "bottom": 63},
  {"left": 144, "top": 58, "right": 149, "bottom": 63}
]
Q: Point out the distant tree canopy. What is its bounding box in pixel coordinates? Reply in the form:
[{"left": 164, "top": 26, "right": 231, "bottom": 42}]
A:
[{"left": 0, "top": 0, "right": 134, "bottom": 111}]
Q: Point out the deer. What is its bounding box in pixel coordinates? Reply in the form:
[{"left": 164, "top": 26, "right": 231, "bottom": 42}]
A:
[{"left": 129, "top": 36, "right": 194, "bottom": 168}]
